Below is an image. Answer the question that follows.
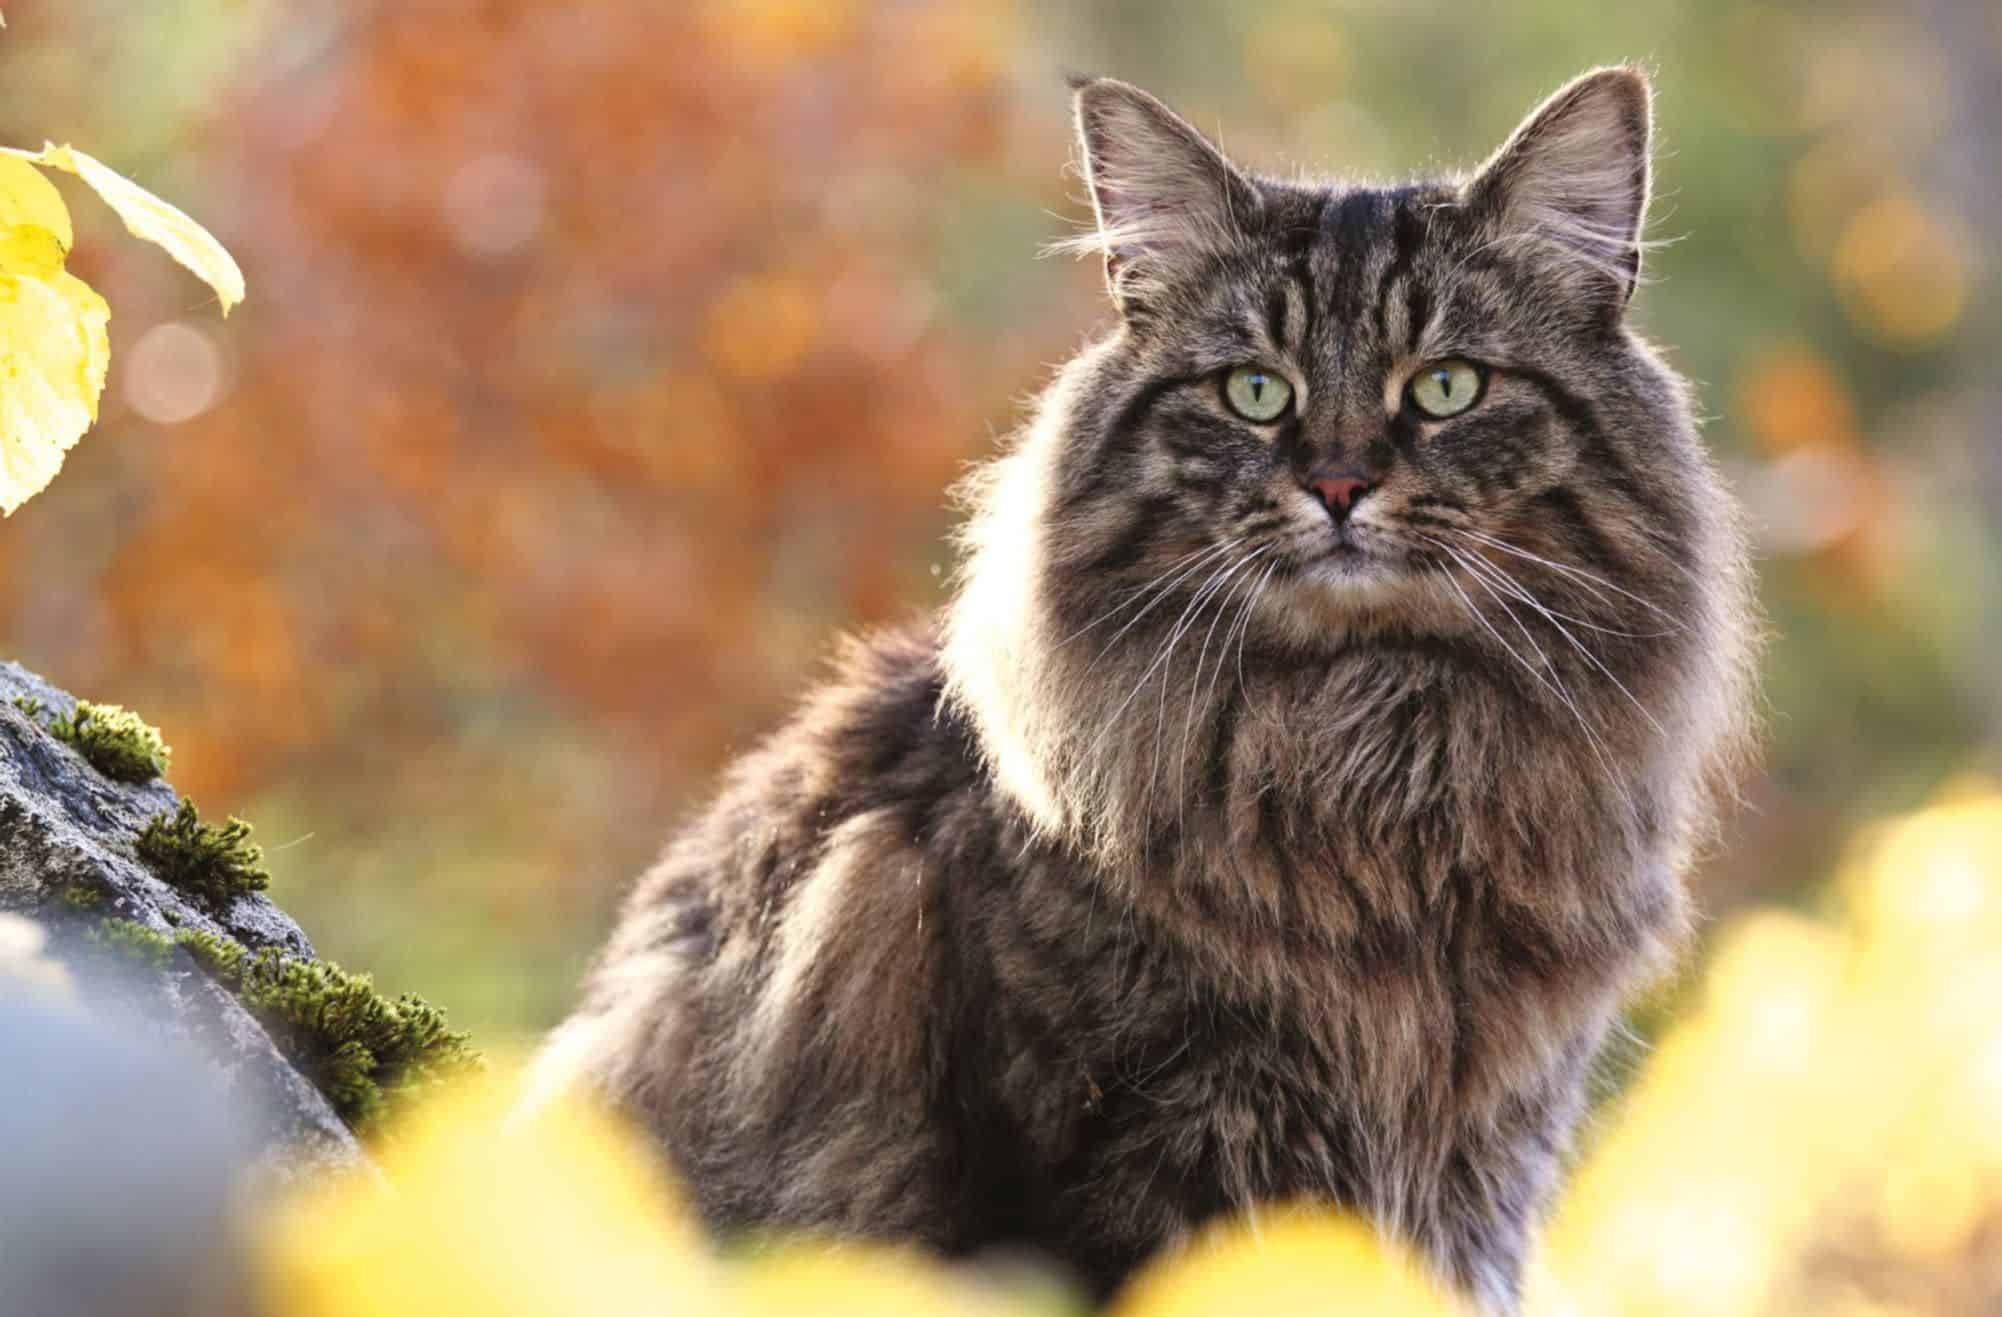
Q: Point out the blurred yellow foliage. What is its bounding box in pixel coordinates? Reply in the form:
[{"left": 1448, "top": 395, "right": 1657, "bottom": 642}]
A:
[
  {"left": 259, "top": 781, "right": 2002, "bottom": 1314},
  {"left": 262, "top": 1074, "right": 713, "bottom": 1317},
  {"left": 1112, "top": 1209, "right": 1451, "bottom": 1316},
  {"left": 1542, "top": 781, "right": 2002, "bottom": 1315},
  {"left": 729, "top": 1244, "right": 1027, "bottom": 1317}
]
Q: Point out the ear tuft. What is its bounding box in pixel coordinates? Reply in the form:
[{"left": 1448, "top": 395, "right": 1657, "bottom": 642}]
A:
[
  {"left": 1061, "top": 78, "right": 1257, "bottom": 314},
  {"left": 1465, "top": 67, "right": 1654, "bottom": 307}
]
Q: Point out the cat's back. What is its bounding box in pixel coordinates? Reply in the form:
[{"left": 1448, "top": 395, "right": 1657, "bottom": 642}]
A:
[{"left": 529, "top": 621, "right": 1002, "bottom": 1234}]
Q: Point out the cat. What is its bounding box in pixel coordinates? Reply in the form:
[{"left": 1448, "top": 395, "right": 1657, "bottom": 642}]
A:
[{"left": 532, "top": 66, "right": 1758, "bottom": 1313}]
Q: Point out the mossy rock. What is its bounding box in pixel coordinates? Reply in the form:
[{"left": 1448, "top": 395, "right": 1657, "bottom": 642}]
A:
[
  {"left": 0, "top": 660, "right": 408, "bottom": 1171},
  {"left": 77, "top": 920, "right": 480, "bottom": 1132},
  {"left": 178, "top": 930, "right": 478, "bottom": 1130}
]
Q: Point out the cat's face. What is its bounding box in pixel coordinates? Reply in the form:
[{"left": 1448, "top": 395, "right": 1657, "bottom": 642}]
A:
[{"left": 1045, "top": 70, "right": 1700, "bottom": 652}]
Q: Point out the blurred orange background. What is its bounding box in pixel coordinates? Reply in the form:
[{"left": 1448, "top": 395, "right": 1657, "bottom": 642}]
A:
[{"left": 2, "top": 0, "right": 1997, "bottom": 1054}]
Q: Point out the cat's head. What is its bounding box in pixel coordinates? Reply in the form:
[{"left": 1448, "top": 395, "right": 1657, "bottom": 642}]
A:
[
  {"left": 1043, "top": 67, "right": 1700, "bottom": 637},
  {"left": 946, "top": 69, "right": 1754, "bottom": 859}
]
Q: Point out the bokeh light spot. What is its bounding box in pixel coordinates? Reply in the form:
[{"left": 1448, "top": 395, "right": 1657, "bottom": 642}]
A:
[
  {"left": 704, "top": 274, "right": 820, "bottom": 379},
  {"left": 123, "top": 321, "right": 225, "bottom": 425},
  {"left": 442, "top": 153, "right": 546, "bottom": 260},
  {"left": 1739, "top": 346, "right": 1860, "bottom": 456},
  {"left": 1832, "top": 193, "right": 1969, "bottom": 349}
]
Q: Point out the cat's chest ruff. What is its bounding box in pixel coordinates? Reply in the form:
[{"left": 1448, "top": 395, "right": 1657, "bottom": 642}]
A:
[{"left": 1093, "top": 833, "right": 1635, "bottom": 1113}]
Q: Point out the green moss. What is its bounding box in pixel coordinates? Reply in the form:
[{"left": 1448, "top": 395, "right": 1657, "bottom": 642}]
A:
[
  {"left": 86, "top": 917, "right": 179, "bottom": 971},
  {"left": 13, "top": 696, "right": 171, "bottom": 784},
  {"left": 57, "top": 883, "right": 102, "bottom": 911},
  {"left": 179, "top": 928, "right": 479, "bottom": 1131},
  {"left": 85, "top": 922, "right": 477, "bottom": 1127},
  {"left": 136, "top": 800, "right": 268, "bottom": 907},
  {"left": 176, "top": 926, "right": 247, "bottom": 977}
]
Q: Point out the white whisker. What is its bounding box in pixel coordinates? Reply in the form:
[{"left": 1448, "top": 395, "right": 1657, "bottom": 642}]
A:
[
  {"left": 1058, "top": 541, "right": 1218, "bottom": 648},
  {"left": 1452, "top": 527, "right": 1683, "bottom": 631},
  {"left": 1092, "top": 553, "right": 1245, "bottom": 758},
  {"left": 1233, "top": 561, "right": 1279, "bottom": 707},
  {"left": 1177, "top": 548, "right": 1270, "bottom": 832},
  {"left": 1148, "top": 552, "right": 1263, "bottom": 820},
  {"left": 1433, "top": 549, "right": 1642, "bottom": 832},
  {"left": 1435, "top": 539, "right": 1667, "bottom": 738},
  {"left": 1083, "top": 537, "right": 1243, "bottom": 670},
  {"left": 1421, "top": 529, "right": 1672, "bottom": 640}
]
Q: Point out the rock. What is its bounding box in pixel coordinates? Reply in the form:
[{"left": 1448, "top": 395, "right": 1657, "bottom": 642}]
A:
[
  {"left": 0, "top": 659, "right": 365, "bottom": 1175},
  {"left": 0, "top": 991, "right": 260, "bottom": 1317}
]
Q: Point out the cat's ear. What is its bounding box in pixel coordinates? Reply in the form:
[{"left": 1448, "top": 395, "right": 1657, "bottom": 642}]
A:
[
  {"left": 1464, "top": 66, "right": 1653, "bottom": 309},
  {"left": 1067, "top": 77, "right": 1258, "bottom": 315}
]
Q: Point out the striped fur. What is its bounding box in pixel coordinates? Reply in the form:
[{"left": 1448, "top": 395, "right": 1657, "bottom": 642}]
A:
[{"left": 535, "top": 68, "right": 1758, "bottom": 1313}]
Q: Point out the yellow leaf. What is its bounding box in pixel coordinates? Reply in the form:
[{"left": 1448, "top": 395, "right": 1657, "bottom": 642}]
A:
[
  {"left": 21, "top": 143, "right": 244, "bottom": 315},
  {"left": 0, "top": 153, "right": 71, "bottom": 250},
  {"left": 0, "top": 264, "right": 110, "bottom": 516},
  {"left": 0, "top": 225, "right": 68, "bottom": 280},
  {"left": 0, "top": 149, "right": 104, "bottom": 517}
]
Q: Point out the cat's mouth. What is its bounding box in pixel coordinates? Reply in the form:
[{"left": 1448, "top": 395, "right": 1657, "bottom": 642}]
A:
[
  {"left": 1288, "top": 523, "right": 1438, "bottom": 602},
  {"left": 1315, "top": 521, "right": 1379, "bottom": 567},
  {"left": 1302, "top": 535, "right": 1394, "bottom": 588}
]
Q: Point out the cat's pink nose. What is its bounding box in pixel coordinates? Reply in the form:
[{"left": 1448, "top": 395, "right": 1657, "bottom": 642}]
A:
[{"left": 1306, "top": 472, "right": 1371, "bottom": 515}]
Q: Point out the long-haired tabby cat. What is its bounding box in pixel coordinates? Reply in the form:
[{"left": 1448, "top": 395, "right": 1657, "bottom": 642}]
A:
[{"left": 535, "top": 66, "right": 1757, "bottom": 1312}]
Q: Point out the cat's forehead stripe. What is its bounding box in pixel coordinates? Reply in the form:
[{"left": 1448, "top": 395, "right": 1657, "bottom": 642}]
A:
[
  {"left": 1271, "top": 192, "right": 1326, "bottom": 353},
  {"left": 1293, "top": 186, "right": 1443, "bottom": 360},
  {"left": 1263, "top": 284, "right": 1290, "bottom": 354},
  {"left": 1376, "top": 195, "right": 1432, "bottom": 353},
  {"left": 1320, "top": 190, "right": 1388, "bottom": 331}
]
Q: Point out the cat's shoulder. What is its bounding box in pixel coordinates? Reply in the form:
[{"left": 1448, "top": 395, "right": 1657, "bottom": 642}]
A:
[{"left": 716, "top": 616, "right": 983, "bottom": 830}]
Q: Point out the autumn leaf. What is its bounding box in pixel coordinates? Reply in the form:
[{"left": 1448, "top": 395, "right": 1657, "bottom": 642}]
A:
[
  {"left": 0, "top": 143, "right": 242, "bottom": 515},
  {"left": 0, "top": 154, "right": 109, "bottom": 517},
  {"left": 0, "top": 151, "right": 69, "bottom": 250},
  {"left": 9, "top": 143, "right": 244, "bottom": 314}
]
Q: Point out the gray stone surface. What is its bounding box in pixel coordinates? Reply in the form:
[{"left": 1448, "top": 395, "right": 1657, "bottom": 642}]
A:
[
  {"left": 0, "top": 993, "right": 259, "bottom": 1317},
  {"left": 0, "top": 659, "right": 364, "bottom": 1174}
]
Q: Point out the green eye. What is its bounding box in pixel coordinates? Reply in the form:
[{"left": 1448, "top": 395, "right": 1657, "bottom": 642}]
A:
[
  {"left": 1406, "top": 359, "right": 1485, "bottom": 419},
  {"left": 1223, "top": 365, "right": 1293, "bottom": 423}
]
